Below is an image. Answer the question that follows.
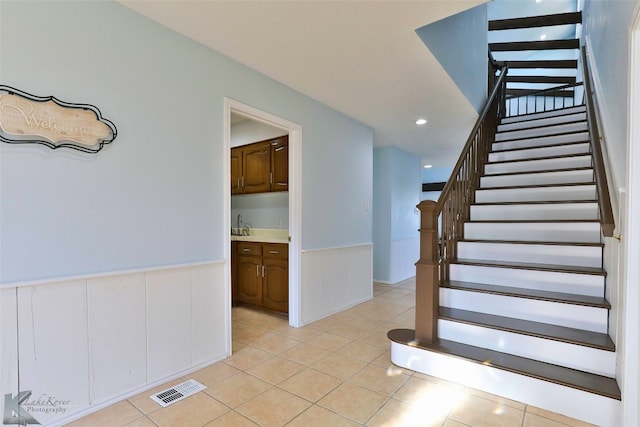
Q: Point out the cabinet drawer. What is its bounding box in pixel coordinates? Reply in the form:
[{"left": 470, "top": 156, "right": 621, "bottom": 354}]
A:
[
  {"left": 237, "top": 242, "right": 262, "bottom": 256},
  {"left": 263, "top": 243, "right": 288, "bottom": 259}
]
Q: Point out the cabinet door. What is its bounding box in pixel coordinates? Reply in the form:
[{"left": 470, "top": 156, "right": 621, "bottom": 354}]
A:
[
  {"left": 262, "top": 257, "right": 288, "bottom": 313},
  {"left": 270, "top": 136, "right": 288, "bottom": 192},
  {"left": 242, "top": 142, "right": 271, "bottom": 194},
  {"left": 237, "top": 256, "right": 262, "bottom": 306},
  {"left": 231, "top": 241, "right": 238, "bottom": 306},
  {"left": 231, "top": 148, "right": 243, "bottom": 195}
]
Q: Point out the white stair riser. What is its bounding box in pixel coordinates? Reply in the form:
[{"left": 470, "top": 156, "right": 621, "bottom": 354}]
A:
[
  {"left": 489, "top": 143, "right": 590, "bottom": 162},
  {"left": 475, "top": 185, "right": 596, "bottom": 203},
  {"left": 493, "top": 132, "right": 589, "bottom": 151},
  {"left": 464, "top": 221, "right": 602, "bottom": 243},
  {"left": 485, "top": 155, "right": 592, "bottom": 174},
  {"left": 470, "top": 203, "right": 599, "bottom": 221},
  {"left": 390, "top": 342, "right": 621, "bottom": 427},
  {"left": 498, "top": 112, "right": 587, "bottom": 132},
  {"left": 450, "top": 264, "right": 604, "bottom": 297},
  {"left": 500, "top": 106, "right": 586, "bottom": 124},
  {"left": 457, "top": 241, "right": 602, "bottom": 268},
  {"left": 438, "top": 320, "right": 615, "bottom": 376},
  {"left": 441, "top": 288, "right": 608, "bottom": 333},
  {"left": 481, "top": 169, "right": 594, "bottom": 188},
  {"left": 496, "top": 122, "right": 588, "bottom": 142}
]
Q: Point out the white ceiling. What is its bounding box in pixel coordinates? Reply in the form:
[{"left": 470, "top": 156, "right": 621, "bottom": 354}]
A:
[{"left": 118, "top": 0, "right": 486, "bottom": 167}]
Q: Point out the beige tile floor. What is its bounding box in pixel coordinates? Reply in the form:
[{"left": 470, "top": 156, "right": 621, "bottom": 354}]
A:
[{"left": 68, "top": 279, "right": 595, "bottom": 427}]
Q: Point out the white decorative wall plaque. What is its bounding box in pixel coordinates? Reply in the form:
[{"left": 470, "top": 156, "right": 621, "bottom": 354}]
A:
[{"left": 0, "top": 85, "right": 117, "bottom": 153}]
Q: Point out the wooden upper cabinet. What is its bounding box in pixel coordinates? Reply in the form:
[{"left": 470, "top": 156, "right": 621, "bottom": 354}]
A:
[
  {"left": 231, "top": 135, "right": 288, "bottom": 195},
  {"left": 270, "top": 136, "right": 288, "bottom": 192},
  {"left": 242, "top": 142, "right": 271, "bottom": 194},
  {"left": 231, "top": 148, "right": 243, "bottom": 195}
]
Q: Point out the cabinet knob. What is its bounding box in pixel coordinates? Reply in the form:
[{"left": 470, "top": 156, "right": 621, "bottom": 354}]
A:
[{"left": 269, "top": 250, "right": 279, "bottom": 254}]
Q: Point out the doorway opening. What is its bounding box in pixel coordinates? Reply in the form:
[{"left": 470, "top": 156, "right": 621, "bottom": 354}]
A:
[{"left": 223, "top": 98, "right": 303, "bottom": 354}]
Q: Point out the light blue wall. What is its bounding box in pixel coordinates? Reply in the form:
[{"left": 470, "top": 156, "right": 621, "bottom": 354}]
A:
[
  {"left": 583, "top": 0, "right": 640, "bottom": 190},
  {"left": 373, "top": 146, "right": 421, "bottom": 283},
  {"left": 422, "top": 166, "right": 453, "bottom": 184},
  {"left": 231, "top": 193, "right": 289, "bottom": 230},
  {"left": 421, "top": 166, "right": 452, "bottom": 201},
  {"left": 373, "top": 148, "right": 392, "bottom": 281},
  {"left": 416, "top": 4, "right": 488, "bottom": 112},
  {"left": 0, "top": 1, "right": 373, "bottom": 283},
  {"left": 391, "top": 149, "right": 422, "bottom": 240}
]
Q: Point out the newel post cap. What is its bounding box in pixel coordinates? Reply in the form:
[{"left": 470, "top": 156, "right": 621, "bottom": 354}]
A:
[{"left": 417, "top": 199, "right": 437, "bottom": 213}]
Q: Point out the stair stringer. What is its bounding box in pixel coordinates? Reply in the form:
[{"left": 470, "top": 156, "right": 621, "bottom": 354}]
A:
[
  {"left": 602, "top": 232, "right": 622, "bottom": 356},
  {"left": 390, "top": 339, "right": 621, "bottom": 427}
]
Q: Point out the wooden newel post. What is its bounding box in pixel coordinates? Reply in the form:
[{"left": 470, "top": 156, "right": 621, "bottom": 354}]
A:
[{"left": 415, "top": 200, "right": 439, "bottom": 344}]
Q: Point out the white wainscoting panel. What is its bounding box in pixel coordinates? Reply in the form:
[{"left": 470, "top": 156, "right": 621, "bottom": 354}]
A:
[
  {"left": 0, "top": 261, "right": 227, "bottom": 426},
  {"left": 87, "top": 273, "right": 147, "bottom": 403},
  {"left": 301, "top": 244, "right": 373, "bottom": 325},
  {"left": 147, "top": 268, "right": 195, "bottom": 382},
  {"left": 1, "top": 288, "right": 18, "bottom": 404},
  {"left": 390, "top": 237, "right": 419, "bottom": 284},
  {"left": 191, "top": 263, "right": 228, "bottom": 364},
  {"left": 17, "top": 280, "right": 90, "bottom": 425}
]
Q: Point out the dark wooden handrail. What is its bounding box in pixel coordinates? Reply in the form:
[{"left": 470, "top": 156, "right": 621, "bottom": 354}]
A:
[
  {"left": 437, "top": 65, "right": 508, "bottom": 213},
  {"left": 581, "top": 46, "right": 615, "bottom": 237},
  {"left": 415, "top": 64, "right": 508, "bottom": 344}
]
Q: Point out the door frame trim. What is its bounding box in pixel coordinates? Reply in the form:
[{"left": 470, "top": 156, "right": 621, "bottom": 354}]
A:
[
  {"left": 621, "top": 7, "right": 640, "bottom": 426},
  {"left": 223, "top": 98, "right": 303, "bottom": 334}
]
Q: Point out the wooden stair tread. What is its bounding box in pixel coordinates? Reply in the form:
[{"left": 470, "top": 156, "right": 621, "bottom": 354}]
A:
[
  {"left": 472, "top": 200, "right": 597, "bottom": 207},
  {"left": 466, "top": 219, "right": 600, "bottom": 225},
  {"left": 496, "top": 119, "right": 586, "bottom": 135},
  {"left": 489, "top": 12, "right": 582, "bottom": 31},
  {"left": 494, "top": 131, "right": 589, "bottom": 145},
  {"left": 442, "top": 280, "right": 610, "bottom": 309},
  {"left": 487, "top": 152, "right": 591, "bottom": 165},
  {"left": 459, "top": 238, "right": 603, "bottom": 247},
  {"left": 439, "top": 307, "right": 614, "bottom": 351},
  {"left": 490, "top": 39, "right": 580, "bottom": 52},
  {"left": 493, "top": 130, "right": 588, "bottom": 145},
  {"left": 497, "top": 59, "right": 578, "bottom": 69},
  {"left": 481, "top": 166, "right": 592, "bottom": 178},
  {"left": 506, "top": 75, "right": 577, "bottom": 85},
  {"left": 491, "top": 140, "right": 588, "bottom": 154},
  {"left": 506, "top": 88, "right": 575, "bottom": 98},
  {"left": 477, "top": 181, "right": 595, "bottom": 190},
  {"left": 387, "top": 329, "right": 620, "bottom": 400},
  {"left": 454, "top": 258, "right": 606, "bottom": 276}
]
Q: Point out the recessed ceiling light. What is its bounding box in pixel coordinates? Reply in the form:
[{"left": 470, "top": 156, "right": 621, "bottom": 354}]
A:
[
  {"left": 424, "top": 164, "right": 433, "bottom": 169},
  {"left": 416, "top": 118, "right": 428, "bottom": 125}
]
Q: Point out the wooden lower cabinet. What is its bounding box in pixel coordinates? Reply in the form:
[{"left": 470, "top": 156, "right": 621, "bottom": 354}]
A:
[
  {"left": 262, "top": 245, "right": 288, "bottom": 312},
  {"left": 233, "top": 242, "right": 288, "bottom": 313}
]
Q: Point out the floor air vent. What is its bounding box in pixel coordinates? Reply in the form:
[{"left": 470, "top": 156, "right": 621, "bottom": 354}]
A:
[{"left": 150, "top": 379, "right": 207, "bottom": 408}]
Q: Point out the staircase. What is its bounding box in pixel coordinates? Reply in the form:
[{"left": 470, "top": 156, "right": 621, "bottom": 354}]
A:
[
  {"left": 389, "top": 103, "right": 620, "bottom": 426},
  {"left": 388, "top": 9, "right": 622, "bottom": 426}
]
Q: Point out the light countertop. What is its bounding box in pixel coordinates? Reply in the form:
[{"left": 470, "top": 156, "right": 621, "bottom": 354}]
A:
[{"left": 231, "top": 228, "right": 289, "bottom": 244}]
